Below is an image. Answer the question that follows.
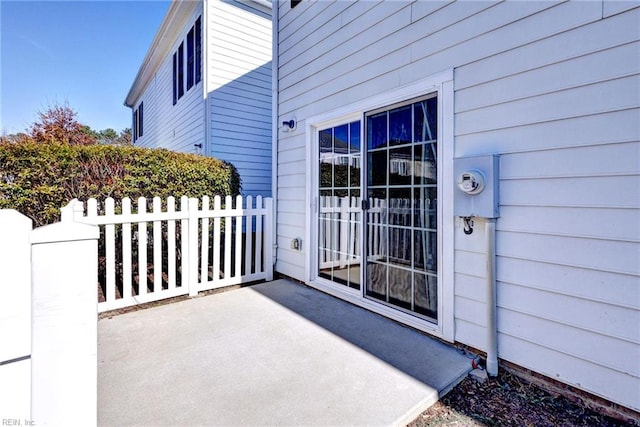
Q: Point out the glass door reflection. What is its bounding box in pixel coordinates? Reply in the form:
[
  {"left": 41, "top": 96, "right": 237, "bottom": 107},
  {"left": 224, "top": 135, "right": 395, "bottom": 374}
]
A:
[
  {"left": 318, "top": 121, "right": 361, "bottom": 290},
  {"left": 365, "top": 95, "right": 438, "bottom": 321}
]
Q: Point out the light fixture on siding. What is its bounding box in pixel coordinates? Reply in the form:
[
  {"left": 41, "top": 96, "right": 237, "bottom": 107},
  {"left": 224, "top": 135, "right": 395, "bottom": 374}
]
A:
[
  {"left": 291, "top": 237, "right": 302, "bottom": 251},
  {"left": 281, "top": 119, "right": 296, "bottom": 132}
]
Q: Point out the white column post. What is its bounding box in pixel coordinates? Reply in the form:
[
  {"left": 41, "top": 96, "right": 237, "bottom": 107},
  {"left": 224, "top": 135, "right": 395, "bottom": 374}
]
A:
[
  {"left": 188, "top": 197, "right": 200, "bottom": 296},
  {"left": 60, "top": 198, "right": 85, "bottom": 223},
  {"left": 264, "top": 198, "right": 274, "bottom": 281},
  {"left": 30, "top": 221, "right": 99, "bottom": 426},
  {"left": 0, "top": 210, "right": 33, "bottom": 423}
]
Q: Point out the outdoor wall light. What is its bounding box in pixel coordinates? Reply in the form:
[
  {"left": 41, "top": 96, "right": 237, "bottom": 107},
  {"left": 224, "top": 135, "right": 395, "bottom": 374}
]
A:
[
  {"left": 291, "top": 237, "right": 302, "bottom": 251},
  {"left": 281, "top": 119, "right": 296, "bottom": 132}
]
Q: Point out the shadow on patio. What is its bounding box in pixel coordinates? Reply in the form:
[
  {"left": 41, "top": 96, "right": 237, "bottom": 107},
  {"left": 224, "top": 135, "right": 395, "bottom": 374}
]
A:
[{"left": 98, "top": 279, "right": 470, "bottom": 426}]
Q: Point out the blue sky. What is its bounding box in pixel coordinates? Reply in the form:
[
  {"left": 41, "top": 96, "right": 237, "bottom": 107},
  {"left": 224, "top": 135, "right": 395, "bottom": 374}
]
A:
[{"left": 0, "top": 0, "right": 171, "bottom": 135}]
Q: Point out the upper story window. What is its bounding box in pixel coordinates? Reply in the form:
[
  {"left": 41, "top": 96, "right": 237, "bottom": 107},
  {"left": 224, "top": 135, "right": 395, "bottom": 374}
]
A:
[
  {"left": 177, "top": 42, "right": 185, "bottom": 99},
  {"left": 187, "top": 27, "right": 195, "bottom": 90},
  {"left": 133, "top": 102, "right": 143, "bottom": 142},
  {"left": 172, "top": 52, "right": 178, "bottom": 105},
  {"left": 173, "top": 16, "right": 202, "bottom": 106},
  {"left": 195, "top": 17, "right": 202, "bottom": 85}
]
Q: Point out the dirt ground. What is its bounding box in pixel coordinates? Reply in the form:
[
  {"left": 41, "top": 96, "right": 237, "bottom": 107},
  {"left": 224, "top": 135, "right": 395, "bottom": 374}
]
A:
[{"left": 408, "top": 369, "right": 638, "bottom": 427}]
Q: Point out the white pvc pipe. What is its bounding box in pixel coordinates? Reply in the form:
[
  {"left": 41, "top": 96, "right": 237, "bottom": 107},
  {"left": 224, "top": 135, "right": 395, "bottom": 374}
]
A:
[
  {"left": 271, "top": 0, "right": 279, "bottom": 268},
  {"left": 486, "top": 218, "right": 498, "bottom": 376}
]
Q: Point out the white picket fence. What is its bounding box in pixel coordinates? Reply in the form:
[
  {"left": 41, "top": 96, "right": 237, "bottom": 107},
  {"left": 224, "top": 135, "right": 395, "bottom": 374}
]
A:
[
  {"left": 319, "top": 196, "right": 437, "bottom": 270},
  {"left": 318, "top": 196, "right": 361, "bottom": 269},
  {"left": 62, "top": 195, "right": 273, "bottom": 313},
  {"left": 318, "top": 196, "right": 401, "bottom": 270}
]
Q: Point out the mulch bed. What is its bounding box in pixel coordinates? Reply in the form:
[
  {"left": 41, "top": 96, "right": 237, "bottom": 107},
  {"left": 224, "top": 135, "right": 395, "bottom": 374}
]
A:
[{"left": 409, "top": 369, "right": 638, "bottom": 427}]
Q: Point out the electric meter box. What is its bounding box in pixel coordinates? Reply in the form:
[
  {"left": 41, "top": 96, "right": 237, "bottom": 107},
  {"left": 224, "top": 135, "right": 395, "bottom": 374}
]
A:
[{"left": 454, "top": 155, "right": 500, "bottom": 218}]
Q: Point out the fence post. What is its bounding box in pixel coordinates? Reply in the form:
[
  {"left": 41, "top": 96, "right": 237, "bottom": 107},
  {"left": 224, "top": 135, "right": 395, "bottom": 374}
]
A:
[
  {"left": 188, "top": 197, "right": 199, "bottom": 296},
  {"left": 0, "top": 210, "right": 33, "bottom": 422},
  {"left": 264, "top": 198, "right": 274, "bottom": 281},
  {"left": 30, "top": 220, "right": 99, "bottom": 426},
  {"left": 60, "top": 198, "right": 85, "bottom": 223}
]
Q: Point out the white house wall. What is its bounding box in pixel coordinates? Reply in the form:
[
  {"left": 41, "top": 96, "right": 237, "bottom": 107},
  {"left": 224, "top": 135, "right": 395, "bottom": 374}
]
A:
[
  {"left": 133, "top": 3, "right": 205, "bottom": 155},
  {"left": 276, "top": 0, "right": 640, "bottom": 411},
  {"left": 207, "top": 0, "right": 272, "bottom": 196},
  {"left": 130, "top": 0, "right": 272, "bottom": 197}
]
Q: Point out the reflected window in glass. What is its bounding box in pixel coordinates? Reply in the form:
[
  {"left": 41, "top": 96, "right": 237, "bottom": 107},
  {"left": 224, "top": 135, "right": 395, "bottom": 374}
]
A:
[
  {"left": 389, "top": 105, "right": 412, "bottom": 146},
  {"left": 367, "top": 112, "right": 387, "bottom": 149}
]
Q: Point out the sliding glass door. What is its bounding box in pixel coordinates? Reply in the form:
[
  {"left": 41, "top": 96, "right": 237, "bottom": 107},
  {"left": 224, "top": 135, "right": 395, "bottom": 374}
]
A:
[{"left": 315, "top": 93, "right": 439, "bottom": 323}]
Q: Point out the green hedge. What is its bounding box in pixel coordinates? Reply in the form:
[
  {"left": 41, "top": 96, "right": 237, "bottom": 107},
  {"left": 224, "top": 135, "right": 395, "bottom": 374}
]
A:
[{"left": 0, "top": 142, "right": 241, "bottom": 226}]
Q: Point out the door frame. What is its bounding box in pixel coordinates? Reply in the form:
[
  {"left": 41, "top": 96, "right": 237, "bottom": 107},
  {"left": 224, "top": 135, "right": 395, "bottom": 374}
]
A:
[{"left": 304, "top": 70, "right": 455, "bottom": 342}]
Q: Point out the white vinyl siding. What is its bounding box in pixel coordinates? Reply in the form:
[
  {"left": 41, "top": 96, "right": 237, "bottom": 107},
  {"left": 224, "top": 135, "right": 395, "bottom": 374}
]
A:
[
  {"left": 133, "top": 3, "right": 205, "bottom": 154},
  {"left": 277, "top": 0, "right": 640, "bottom": 411},
  {"left": 207, "top": 0, "right": 272, "bottom": 197},
  {"left": 128, "top": 0, "right": 272, "bottom": 197}
]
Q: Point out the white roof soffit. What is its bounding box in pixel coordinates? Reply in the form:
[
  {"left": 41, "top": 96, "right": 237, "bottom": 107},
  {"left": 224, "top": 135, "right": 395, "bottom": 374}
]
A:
[
  {"left": 124, "top": 1, "right": 198, "bottom": 108},
  {"left": 252, "top": 0, "right": 273, "bottom": 9}
]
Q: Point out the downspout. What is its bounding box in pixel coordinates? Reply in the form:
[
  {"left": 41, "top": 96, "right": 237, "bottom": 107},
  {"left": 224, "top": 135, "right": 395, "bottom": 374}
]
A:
[
  {"left": 486, "top": 218, "right": 498, "bottom": 376},
  {"left": 202, "top": 0, "right": 209, "bottom": 157},
  {"left": 271, "top": 0, "right": 279, "bottom": 268}
]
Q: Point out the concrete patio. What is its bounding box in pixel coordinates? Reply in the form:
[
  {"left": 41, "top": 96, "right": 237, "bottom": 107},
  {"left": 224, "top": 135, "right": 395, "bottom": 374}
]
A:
[{"left": 98, "top": 279, "right": 471, "bottom": 426}]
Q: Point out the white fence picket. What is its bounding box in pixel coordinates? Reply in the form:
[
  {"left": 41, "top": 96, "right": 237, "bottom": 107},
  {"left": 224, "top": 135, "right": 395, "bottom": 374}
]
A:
[
  {"left": 180, "top": 195, "right": 189, "bottom": 294},
  {"left": 137, "top": 197, "right": 147, "bottom": 296},
  {"left": 105, "top": 198, "right": 115, "bottom": 303},
  {"left": 167, "top": 197, "right": 176, "bottom": 290},
  {"left": 235, "top": 195, "right": 242, "bottom": 280},
  {"left": 255, "top": 195, "right": 263, "bottom": 274},
  {"left": 245, "top": 195, "right": 253, "bottom": 274},
  {"left": 187, "top": 197, "right": 199, "bottom": 297},
  {"left": 201, "top": 196, "right": 210, "bottom": 285},
  {"left": 122, "top": 198, "right": 132, "bottom": 300},
  {"left": 224, "top": 195, "right": 232, "bottom": 280},
  {"left": 212, "top": 196, "right": 222, "bottom": 283},
  {"left": 153, "top": 197, "right": 162, "bottom": 293}
]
